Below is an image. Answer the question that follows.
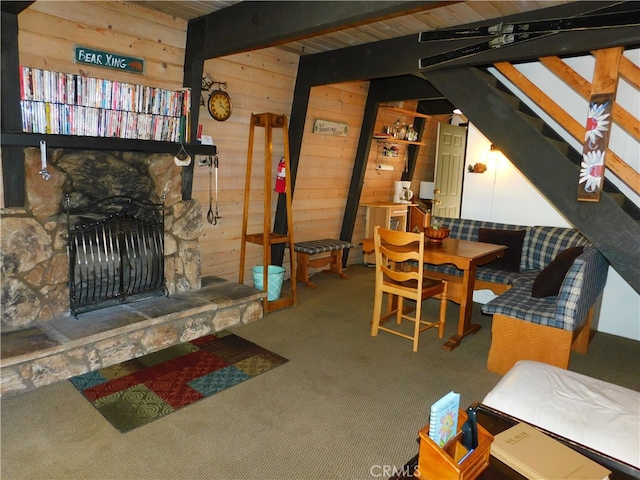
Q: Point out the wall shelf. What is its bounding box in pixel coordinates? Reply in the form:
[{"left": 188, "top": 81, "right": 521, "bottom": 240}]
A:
[
  {"left": 375, "top": 138, "right": 425, "bottom": 146},
  {"left": 375, "top": 105, "right": 427, "bottom": 145}
]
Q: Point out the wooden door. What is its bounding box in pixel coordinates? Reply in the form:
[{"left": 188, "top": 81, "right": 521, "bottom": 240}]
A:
[{"left": 433, "top": 123, "right": 467, "bottom": 218}]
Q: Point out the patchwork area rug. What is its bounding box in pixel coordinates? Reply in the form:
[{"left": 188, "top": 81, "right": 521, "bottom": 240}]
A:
[{"left": 70, "top": 331, "right": 288, "bottom": 432}]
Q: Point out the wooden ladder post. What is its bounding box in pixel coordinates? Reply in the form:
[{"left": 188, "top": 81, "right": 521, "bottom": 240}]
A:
[{"left": 239, "top": 113, "right": 296, "bottom": 312}]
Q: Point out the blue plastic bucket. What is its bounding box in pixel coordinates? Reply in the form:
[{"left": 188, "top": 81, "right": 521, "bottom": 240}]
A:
[{"left": 252, "top": 265, "right": 285, "bottom": 301}]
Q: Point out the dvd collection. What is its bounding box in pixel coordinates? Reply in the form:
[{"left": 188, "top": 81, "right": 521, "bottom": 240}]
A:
[{"left": 19, "top": 66, "right": 191, "bottom": 143}]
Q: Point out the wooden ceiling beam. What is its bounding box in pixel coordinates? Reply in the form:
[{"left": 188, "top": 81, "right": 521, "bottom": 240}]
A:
[
  {"left": 299, "top": 1, "right": 638, "bottom": 84},
  {"left": 193, "top": 1, "right": 449, "bottom": 59}
]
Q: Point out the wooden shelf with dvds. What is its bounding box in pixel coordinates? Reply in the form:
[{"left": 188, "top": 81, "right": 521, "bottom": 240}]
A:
[
  {"left": 17, "top": 66, "right": 191, "bottom": 144},
  {"left": 2, "top": 65, "right": 205, "bottom": 207}
]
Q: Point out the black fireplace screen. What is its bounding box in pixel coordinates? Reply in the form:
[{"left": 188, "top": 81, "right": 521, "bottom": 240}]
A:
[{"left": 66, "top": 195, "right": 166, "bottom": 316}]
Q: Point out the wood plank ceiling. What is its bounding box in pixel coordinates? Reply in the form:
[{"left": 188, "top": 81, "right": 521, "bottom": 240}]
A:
[{"left": 125, "top": 1, "right": 574, "bottom": 55}]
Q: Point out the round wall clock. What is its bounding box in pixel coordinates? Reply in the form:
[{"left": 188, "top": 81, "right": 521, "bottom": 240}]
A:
[{"left": 207, "top": 89, "right": 232, "bottom": 121}]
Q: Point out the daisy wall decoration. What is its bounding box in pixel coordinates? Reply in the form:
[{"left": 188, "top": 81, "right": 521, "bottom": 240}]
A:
[
  {"left": 580, "top": 150, "right": 605, "bottom": 194},
  {"left": 585, "top": 102, "right": 611, "bottom": 148},
  {"left": 579, "top": 93, "right": 613, "bottom": 201}
]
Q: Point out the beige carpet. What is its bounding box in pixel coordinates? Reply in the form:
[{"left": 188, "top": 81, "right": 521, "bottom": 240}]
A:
[{"left": 2, "top": 264, "right": 639, "bottom": 480}]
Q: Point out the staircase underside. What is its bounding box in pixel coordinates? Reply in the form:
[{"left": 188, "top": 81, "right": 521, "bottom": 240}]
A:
[{"left": 421, "top": 67, "right": 640, "bottom": 294}]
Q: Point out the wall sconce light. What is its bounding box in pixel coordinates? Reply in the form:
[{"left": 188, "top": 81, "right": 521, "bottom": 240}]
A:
[
  {"left": 468, "top": 144, "right": 499, "bottom": 174},
  {"left": 468, "top": 163, "right": 487, "bottom": 173}
]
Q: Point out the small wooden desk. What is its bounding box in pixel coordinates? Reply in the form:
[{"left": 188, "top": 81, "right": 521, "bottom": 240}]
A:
[{"left": 361, "top": 237, "right": 506, "bottom": 350}]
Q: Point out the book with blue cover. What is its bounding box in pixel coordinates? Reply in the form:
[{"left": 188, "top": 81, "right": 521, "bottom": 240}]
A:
[{"left": 429, "top": 391, "right": 461, "bottom": 447}]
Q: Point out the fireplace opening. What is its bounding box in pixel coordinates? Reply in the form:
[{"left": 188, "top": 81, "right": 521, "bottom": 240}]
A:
[{"left": 66, "top": 195, "right": 167, "bottom": 316}]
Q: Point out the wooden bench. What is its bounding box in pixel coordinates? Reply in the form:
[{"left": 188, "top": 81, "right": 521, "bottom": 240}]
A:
[{"left": 293, "top": 239, "right": 355, "bottom": 288}]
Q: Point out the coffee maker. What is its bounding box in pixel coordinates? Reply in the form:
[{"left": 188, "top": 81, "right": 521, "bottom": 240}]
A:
[{"left": 393, "top": 181, "right": 413, "bottom": 204}]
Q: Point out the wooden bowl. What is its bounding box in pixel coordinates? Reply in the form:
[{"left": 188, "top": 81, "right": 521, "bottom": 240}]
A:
[{"left": 424, "top": 226, "right": 450, "bottom": 245}]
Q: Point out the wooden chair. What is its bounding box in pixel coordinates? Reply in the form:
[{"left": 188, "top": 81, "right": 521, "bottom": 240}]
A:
[{"left": 371, "top": 226, "right": 447, "bottom": 352}]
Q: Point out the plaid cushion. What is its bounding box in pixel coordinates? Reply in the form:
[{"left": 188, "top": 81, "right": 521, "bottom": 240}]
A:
[
  {"left": 522, "top": 226, "right": 590, "bottom": 271},
  {"left": 421, "top": 264, "right": 518, "bottom": 287},
  {"left": 482, "top": 247, "right": 608, "bottom": 331},
  {"left": 481, "top": 271, "right": 558, "bottom": 327},
  {"left": 556, "top": 246, "right": 608, "bottom": 331},
  {"left": 432, "top": 217, "right": 528, "bottom": 243},
  {"left": 476, "top": 266, "right": 520, "bottom": 286},
  {"left": 293, "top": 239, "right": 354, "bottom": 255}
]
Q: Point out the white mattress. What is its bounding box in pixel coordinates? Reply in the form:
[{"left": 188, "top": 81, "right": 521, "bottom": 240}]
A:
[{"left": 483, "top": 360, "right": 640, "bottom": 468}]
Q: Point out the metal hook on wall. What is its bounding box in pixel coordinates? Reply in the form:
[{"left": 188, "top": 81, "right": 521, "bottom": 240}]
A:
[{"left": 201, "top": 74, "right": 228, "bottom": 105}]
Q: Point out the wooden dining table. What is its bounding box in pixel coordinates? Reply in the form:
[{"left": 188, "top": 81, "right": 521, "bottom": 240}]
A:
[{"left": 361, "top": 237, "right": 507, "bottom": 351}]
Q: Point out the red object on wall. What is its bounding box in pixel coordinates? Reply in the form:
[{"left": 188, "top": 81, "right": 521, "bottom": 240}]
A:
[{"left": 275, "top": 157, "right": 286, "bottom": 193}]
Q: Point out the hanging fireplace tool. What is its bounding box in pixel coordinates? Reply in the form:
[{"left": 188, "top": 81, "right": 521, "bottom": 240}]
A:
[{"left": 200, "top": 155, "right": 221, "bottom": 225}]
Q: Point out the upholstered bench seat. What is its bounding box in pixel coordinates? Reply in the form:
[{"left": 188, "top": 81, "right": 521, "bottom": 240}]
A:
[
  {"left": 293, "top": 239, "right": 355, "bottom": 288},
  {"left": 483, "top": 360, "right": 640, "bottom": 468},
  {"left": 293, "top": 239, "right": 355, "bottom": 255}
]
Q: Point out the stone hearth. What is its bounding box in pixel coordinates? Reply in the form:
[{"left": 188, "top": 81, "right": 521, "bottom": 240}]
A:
[{"left": 1, "top": 276, "right": 265, "bottom": 397}]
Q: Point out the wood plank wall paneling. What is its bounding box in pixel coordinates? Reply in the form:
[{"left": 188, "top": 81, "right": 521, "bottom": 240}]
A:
[
  {"left": 296, "top": 81, "right": 369, "bottom": 268},
  {"left": 296, "top": 82, "right": 368, "bottom": 241},
  {"left": 18, "top": 2, "right": 187, "bottom": 90},
  {"left": 199, "top": 50, "right": 299, "bottom": 283}
]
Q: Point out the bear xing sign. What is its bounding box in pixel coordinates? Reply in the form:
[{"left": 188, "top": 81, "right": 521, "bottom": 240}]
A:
[{"left": 75, "top": 46, "right": 144, "bottom": 74}]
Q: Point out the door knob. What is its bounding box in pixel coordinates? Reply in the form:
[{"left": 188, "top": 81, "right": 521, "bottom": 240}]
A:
[{"left": 434, "top": 189, "right": 441, "bottom": 195}]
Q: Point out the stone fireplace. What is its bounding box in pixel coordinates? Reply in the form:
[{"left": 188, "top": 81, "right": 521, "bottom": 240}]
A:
[
  {"left": 1, "top": 147, "right": 202, "bottom": 330},
  {"left": 0, "top": 147, "right": 265, "bottom": 397}
]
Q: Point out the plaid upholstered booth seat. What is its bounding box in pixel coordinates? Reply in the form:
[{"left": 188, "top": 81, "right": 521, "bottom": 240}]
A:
[{"left": 427, "top": 217, "right": 609, "bottom": 374}]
